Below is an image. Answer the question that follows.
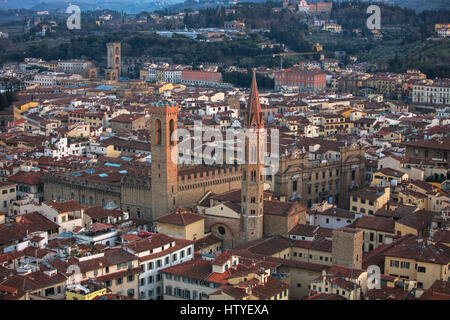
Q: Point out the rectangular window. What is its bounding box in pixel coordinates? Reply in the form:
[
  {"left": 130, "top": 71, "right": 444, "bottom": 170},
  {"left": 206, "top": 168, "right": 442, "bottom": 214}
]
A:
[
  {"left": 390, "top": 260, "right": 399, "bottom": 268},
  {"left": 44, "top": 287, "right": 55, "bottom": 296},
  {"left": 400, "top": 262, "right": 410, "bottom": 269}
]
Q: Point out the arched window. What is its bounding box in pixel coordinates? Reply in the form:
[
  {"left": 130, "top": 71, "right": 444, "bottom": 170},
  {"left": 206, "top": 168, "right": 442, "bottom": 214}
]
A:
[
  {"left": 102, "top": 199, "right": 106, "bottom": 208},
  {"left": 251, "top": 170, "right": 256, "bottom": 182},
  {"left": 251, "top": 146, "right": 257, "bottom": 163},
  {"left": 81, "top": 195, "right": 85, "bottom": 205},
  {"left": 137, "top": 208, "right": 141, "bottom": 218},
  {"left": 89, "top": 196, "right": 93, "bottom": 205},
  {"left": 169, "top": 119, "right": 175, "bottom": 146},
  {"left": 155, "top": 119, "right": 161, "bottom": 145}
]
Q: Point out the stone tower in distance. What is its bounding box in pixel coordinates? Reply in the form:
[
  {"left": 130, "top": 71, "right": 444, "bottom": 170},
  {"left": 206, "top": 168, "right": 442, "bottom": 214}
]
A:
[
  {"left": 107, "top": 42, "right": 121, "bottom": 75},
  {"left": 149, "top": 101, "right": 179, "bottom": 220},
  {"left": 332, "top": 227, "right": 363, "bottom": 270},
  {"left": 239, "top": 71, "right": 265, "bottom": 245}
]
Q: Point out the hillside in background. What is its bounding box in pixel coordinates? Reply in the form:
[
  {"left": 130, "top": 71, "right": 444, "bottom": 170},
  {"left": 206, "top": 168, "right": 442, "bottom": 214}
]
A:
[
  {"left": 0, "top": 0, "right": 182, "bottom": 13},
  {"left": 1, "top": 0, "right": 448, "bottom": 13}
]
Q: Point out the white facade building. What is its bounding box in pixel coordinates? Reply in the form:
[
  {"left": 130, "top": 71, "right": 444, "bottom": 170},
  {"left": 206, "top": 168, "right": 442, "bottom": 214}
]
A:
[
  {"left": 122, "top": 234, "right": 194, "bottom": 300},
  {"left": 413, "top": 81, "right": 450, "bottom": 105}
]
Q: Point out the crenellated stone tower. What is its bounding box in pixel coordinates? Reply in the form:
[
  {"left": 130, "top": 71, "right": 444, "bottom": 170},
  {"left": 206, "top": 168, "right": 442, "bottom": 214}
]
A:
[{"left": 149, "top": 101, "right": 179, "bottom": 219}]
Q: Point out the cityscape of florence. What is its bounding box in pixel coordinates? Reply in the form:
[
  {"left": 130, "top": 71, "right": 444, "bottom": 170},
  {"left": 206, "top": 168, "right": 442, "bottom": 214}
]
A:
[{"left": 0, "top": 0, "right": 448, "bottom": 313}]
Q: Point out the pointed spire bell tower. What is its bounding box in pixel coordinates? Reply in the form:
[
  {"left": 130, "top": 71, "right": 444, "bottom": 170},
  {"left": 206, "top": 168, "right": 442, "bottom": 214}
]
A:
[{"left": 240, "top": 71, "right": 265, "bottom": 243}]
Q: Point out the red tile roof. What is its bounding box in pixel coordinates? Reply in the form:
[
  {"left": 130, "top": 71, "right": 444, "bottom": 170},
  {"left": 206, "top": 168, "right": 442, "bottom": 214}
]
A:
[
  {"left": 0, "top": 212, "right": 59, "bottom": 246},
  {"left": 156, "top": 209, "right": 204, "bottom": 226},
  {"left": 8, "top": 171, "right": 43, "bottom": 185},
  {"left": 43, "top": 200, "right": 85, "bottom": 213}
]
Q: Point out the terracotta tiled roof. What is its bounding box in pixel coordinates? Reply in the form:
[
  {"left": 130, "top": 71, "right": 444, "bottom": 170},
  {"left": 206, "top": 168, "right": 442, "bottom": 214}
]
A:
[
  {"left": 350, "top": 215, "right": 395, "bottom": 233},
  {"left": 367, "top": 286, "right": 410, "bottom": 300},
  {"left": 396, "top": 210, "right": 434, "bottom": 231},
  {"left": 50, "top": 248, "right": 138, "bottom": 274},
  {"left": 326, "top": 265, "right": 365, "bottom": 279},
  {"left": 43, "top": 200, "right": 85, "bottom": 213},
  {"left": 288, "top": 224, "right": 333, "bottom": 238},
  {"left": 350, "top": 186, "right": 387, "bottom": 201},
  {"left": 156, "top": 210, "right": 204, "bottom": 226},
  {"left": 8, "top": 171, "right": 43, "bottom": 185},
  {"left": 0, "top": 212, "right": 59, "bottom": 246},
  {"left": 383, "top": 237, "right": 450, "bottom": 265},
  {"left": 210, "top": 285, "right": 247, "bottom": 299},
  {"left": 433, "top": 229, "right": 450, "bottom": 244},
  {"left": 84, "top": 206, "right": 123, "bottom": 220},
  {"left": 315, "top": 207, "right": 356, "bottom": 219},
  {"left": 160, "top": 259, "right": 213, "bottom": 281},
  {"left": 123, "top": 233, "right": 175, "bottom": 254},
  {"left": 194, "top": 234, "right": 222, "bottom": 252},
  {"left": 429, "top": 280, "right": 450, "bottom": 295},
  {"left": 250, "top": 276, "right": 288, "bottom": 300},
  {"left": 211, "top": 252, "right": 232, "bottom": 266},
  {"left": 235, "top": 235, "right": 291, "bottom": 256},
  {"left": 90, "top": 222, "right": 114, "bottom": 233},
  {"left": 293, "top": 237, "right": 332, "bottom": 252},
  {"left": 263, "top": 200, "right": 306, "bottom": 216}
]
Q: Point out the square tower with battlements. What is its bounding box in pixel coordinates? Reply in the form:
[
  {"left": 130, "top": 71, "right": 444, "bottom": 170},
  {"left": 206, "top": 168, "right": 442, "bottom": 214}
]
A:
[{"left": 149, "top": 101, "right": 179, "bottom": 220}]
